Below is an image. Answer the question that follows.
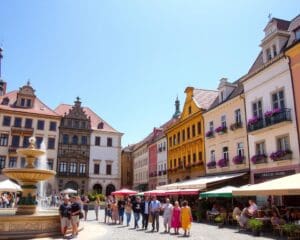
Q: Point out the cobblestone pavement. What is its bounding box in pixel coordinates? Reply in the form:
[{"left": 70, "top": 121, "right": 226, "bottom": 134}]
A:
[{"left": 38, "top": 209, "right": 282, "bottom": 240}]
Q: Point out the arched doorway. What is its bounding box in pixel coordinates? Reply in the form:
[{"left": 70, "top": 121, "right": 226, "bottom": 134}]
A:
[
  {"left": 105, "top": 184, "right": 115, "bottom": 196},
  {"left": 64, "top": 181, "right": 79, "bottom": 191},
  {"left": 93, "top": 184, "right": 102, "bottom": 194}
]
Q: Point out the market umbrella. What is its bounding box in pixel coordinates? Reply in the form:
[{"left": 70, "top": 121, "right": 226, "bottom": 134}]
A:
[
  {"left": 143, "top": 189, "right": 166, "bottom": 196},
  {"left": 111, "top": 188, "right": 138, "bottom": 196},
  {"left": 200, "top": 186, "right": 238, "bottom": 198},
  {"left": 232, "top": 173, "right": 300, "bottom": 196},
  {"left": 0, "top": 179, "right": 22, "bottom": 192},
  {"left": 61, "top": 188, "right": 77, "bottom": 194}
]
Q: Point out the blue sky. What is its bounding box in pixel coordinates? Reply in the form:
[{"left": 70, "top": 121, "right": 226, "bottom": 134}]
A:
[{"left": 0, "top": 1, "right": 299, "bottom": 146}]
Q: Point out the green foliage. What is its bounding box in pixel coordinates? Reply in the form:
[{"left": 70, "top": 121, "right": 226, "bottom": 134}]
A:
[
  {"left": 214, "top": 216, "right": 223, "bottom": 223},
  {"left": 248, "top": 219, "right": 263, "bottom": 231},
  {"left": 283, "top": 223, "right": 299, "bottom": 235},
  {"left": 18, "top": 193, "right": 36, "bottom": 205},
  {"left": 88, "top": 192, "right": 105, "bottom": 202}
]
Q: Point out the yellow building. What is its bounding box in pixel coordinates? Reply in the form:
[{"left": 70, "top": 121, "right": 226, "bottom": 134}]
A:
[{"left": 165, "top": 87, "right": 218, "bottom": 183}]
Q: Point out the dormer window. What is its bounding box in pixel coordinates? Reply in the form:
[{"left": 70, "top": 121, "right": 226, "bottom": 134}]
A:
[
  {"left": 26, "top": 99, "right": 32, "bottom": 107},
  {"left": 1, "top": 97, "right": 9, "bottom": 105},
  {"left": 97, "top": 122, "right": 104, "bottom": 129},
  {"left": 272, "top": 45, "right": 277, "bottom": 57},
  {"left": 296, "top": 28, "right": 300, "bottom": 40},
  {"left": 266, "top": 48, "right": 272, "bottom": 61},
  {"left": 21, "top": 98, "right": 25, "bottom": 107}
]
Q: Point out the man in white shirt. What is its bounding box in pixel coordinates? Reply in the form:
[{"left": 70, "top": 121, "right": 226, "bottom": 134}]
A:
[{"left": 149, "top": 195, "right": 161, "bottom": 232}]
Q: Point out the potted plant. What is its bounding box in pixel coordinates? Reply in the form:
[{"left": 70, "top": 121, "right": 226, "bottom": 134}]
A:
[
  {"left": 270, "top": 149, "right": 292, "bottom": 161},
  {"left": 251, "top": 154, "right": 267, "bottom": 164},
  {"left": 206, "top": 161, "right": 216, "bottom": 169},
  {"left": 215, "top": 126, "right": 227, "bottom": 134},
  {"left": 283, "top": 223, "right": 299, "bottom": 239},
  {"left": 248, "top": 218, "right": 263, "bottom": 236},
  {"left": 214, "top": 216, "right": 224, "bottom": 228},
  {"left": 217, "top": 158, "right": 228, "bottom": 168},
  {"left": 205, "top": 130, "right": 214, "bottom": 138},
  {"left": 232, "top": 155, "right": 245, "bottom": 165}
]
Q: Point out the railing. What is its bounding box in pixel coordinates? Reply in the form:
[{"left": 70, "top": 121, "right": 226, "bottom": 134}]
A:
[{"left": 248, "top": 108, "right": 291, "bottom": 132}]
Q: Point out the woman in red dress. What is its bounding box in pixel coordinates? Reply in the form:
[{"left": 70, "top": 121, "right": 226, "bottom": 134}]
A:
[{"left": 171, "top": 201, "right": 181, "bottom": 234}]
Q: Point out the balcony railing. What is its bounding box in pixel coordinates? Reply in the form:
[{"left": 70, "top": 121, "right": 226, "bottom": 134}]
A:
[
  {"left": 248, "top": 108, "right": 292, "bottom": 132},
  {"left": 11, "top": 127, "right": 34, "bottom": 135}
]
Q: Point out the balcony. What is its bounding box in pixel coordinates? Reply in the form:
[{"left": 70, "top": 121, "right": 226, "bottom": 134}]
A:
[
  {"left": 11, "top": 127, "right": 34, "bottom": 135},
  {"left": 248, "top": 108, "right": 292, "bottom": 133}
]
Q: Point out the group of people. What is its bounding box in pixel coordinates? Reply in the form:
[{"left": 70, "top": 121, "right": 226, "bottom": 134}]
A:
[
  {"left": 0, "top": 193, "right": 15, "bottom": 208},
  {"left": 104, "top": 195, "right": 193, "bottom": 237}
]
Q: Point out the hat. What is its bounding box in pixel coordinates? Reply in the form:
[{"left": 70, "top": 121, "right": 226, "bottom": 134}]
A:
[{"left": 63, "top": 195, "right": 70, "bottom": 200}]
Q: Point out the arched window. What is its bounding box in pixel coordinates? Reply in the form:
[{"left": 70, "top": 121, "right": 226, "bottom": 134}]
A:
[
  {"left": 93, "top": 184, "right": 103, "bottom": 194},
  {"left": 72, "top": 135, "right": 78, "bottom": 145},
  {"left": 97, "top": 122, "right": 104, "bottom": 129},
  {"left": 105, "top": 184, "right": 115, "bottom": 196}
]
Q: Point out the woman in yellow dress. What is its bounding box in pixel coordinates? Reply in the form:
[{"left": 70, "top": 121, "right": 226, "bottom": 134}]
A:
[{"left": 180, "top": 200, "right": 192, "bottom": 237}]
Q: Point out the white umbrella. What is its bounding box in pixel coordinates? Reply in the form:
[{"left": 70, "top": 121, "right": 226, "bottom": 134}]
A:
[
  {"left": 61, "top": 188, "right": 77, "bottom": 194},
  {"left": 0, "top": 179, "right": 22, "bottom": 192}
]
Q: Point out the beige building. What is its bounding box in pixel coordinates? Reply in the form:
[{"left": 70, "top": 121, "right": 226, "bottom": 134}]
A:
[
  {"left": 203, "top": 79, "right": 249, "bottom": 181},
  {"left": 121, "top": 145, "right": 134, "bottom": 189}
]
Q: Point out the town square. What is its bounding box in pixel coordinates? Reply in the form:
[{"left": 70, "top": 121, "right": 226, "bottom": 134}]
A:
[{"left": 0, "top": 1, "right": 300, "bottom": 239}]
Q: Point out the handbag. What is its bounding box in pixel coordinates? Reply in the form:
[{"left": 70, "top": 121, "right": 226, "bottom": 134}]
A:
[{"left": 79, "top": 211, "right": 84, "bottom": 219}]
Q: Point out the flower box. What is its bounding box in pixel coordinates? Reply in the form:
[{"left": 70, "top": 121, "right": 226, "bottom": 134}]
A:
[
  {"left": 207, "top": 161, "right": 216, "bottom": 169},
  {"left": 247, "top": 116, "right": 261, "bottom": 126},
  {"left": 215, "top": 126, "right": 227, "bottom": 134},
  {"left": 264, "top": 108, "right": 281, "bottom": 118},
  {"left": 217, "top": 158, "right": 228, "bottom": 168},
  {"left": 230, "top": 122, "right": 243, "bottom": 131},
  {"left": 232, "top": 155, "right": 245, "bottom": 164},
  {"left": 270, "top": 149, "right": 292, "bottom": 161},
  {"left": 251, "top": 154, "right": 267, "bottom": 164},
  {"left": 205, "top": 130, "right": 214, "bottom": 138}
]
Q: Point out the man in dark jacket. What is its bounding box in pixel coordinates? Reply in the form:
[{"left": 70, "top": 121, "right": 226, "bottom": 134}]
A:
[
  {"left": 132, "top": 197, "right": 142, "bottom": 229},
  {"left": 141, "top": 196, "right": 150, "bottom": 230},
  {"left": 59, "top": 195, "right": 70, "bottom": 237}
]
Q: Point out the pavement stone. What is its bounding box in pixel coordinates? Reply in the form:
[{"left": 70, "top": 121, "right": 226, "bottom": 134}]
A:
[{"left": 36, "top": 209, "right": 283, "bottom": 240}]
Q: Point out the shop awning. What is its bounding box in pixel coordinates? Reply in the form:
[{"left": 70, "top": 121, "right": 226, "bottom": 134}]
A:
[
  {"left": 156, "top": 172, "right": 246, "bottom": 191},
  {"left": 166, "top": 189, "right": 199, "bottom": 196},
  {"left": 0, "top": 179, "right": 22, "bottom": 192},
  {"left": 232, "top": 173, "right": 300, "bottom": 196},
  {"left": 143, "top": 189, "right": 166, "bottom": 196},
  {"left": 200, "top": 185, "right": 238, "bottom": 198}
]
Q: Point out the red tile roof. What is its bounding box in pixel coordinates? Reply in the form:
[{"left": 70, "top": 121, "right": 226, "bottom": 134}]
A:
[
  {"left": 192, "top": 89, "right": 218, "bottom": 110},
  {"left": 0, "top": 90, "right": 60, "bottom": 117},
  {"left": 55, "top": 104, "right": 119, "bottom": 133}
]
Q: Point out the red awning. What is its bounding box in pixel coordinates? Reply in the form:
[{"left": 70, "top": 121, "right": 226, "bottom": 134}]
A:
[{"left": 111, "top": 188, "right": 138, "bottom": 196}]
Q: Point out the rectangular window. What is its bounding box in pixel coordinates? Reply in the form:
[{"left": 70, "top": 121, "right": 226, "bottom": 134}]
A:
[
  {"left": 23, "top": 136, "right": 30, "bottom": 147},
  {"left": 106, "top": 164, "right": 112, "bottom": 175},
  {"left": 0, "top": 156, "right": 6, "bottom": 170},
  {"left": 49, "top": 121, "right": 57, "bottom": 131},
  {"left": 173, "top": 135, "right": 176, "bottom": 145},
  {"left": 79, "top": 163, "right": 86, "bottom": 174},
  {"left": 163, "top": 141, "right": 166, "bottom": 151},
  {"left": 2, "top": 116, "right": 11, "bottom": 126},
  {"left": 187, "top": 127, "right": 190, "bottom": 139},
  {"left": 177, "top": 132, "right": 180, "bottom": 144},
  {"left": 47, "top": 159, "right": 54, "bottom": 170},
  {"left": 26, "top": 99, "right": 31, "bottom": 107},
  {"left": 266, "top": 48, "right": 272, "bottom": 60},
  {"left": 94, "top": 163, "right": 100, "bottom": 174},
  {"left": 210, "top": 150, "right": 215, "bottom": 162},
  {"left": 198, "top": 151, "right": 202, "bottom": 161},
  {"left": 209, "top": 121, "right": 214, "bottom": 132},
  {"left": 193, "top": 153, "right": 196, "bottom": 163},
  {"left": 59, "top": 162, "right": 67, "bottom": 173},
  {"left": 37, "top": 120, "right": 45, "bottom": 130},
  {"left": 272, "top": 90, "right": 285, "bottom": 110},
  {"left": 192, "top": 124, "right": 196, "bottom": 137},
  {"left": 81, "top": 136, "right": 88, "bottom": 145},
  {"left": 169, "top": 137, "right": 172, "bottom": 147},
  {"left": 63, "top": 134, "right": 69, "bottom": 144},
  {"left": 25, "top": 118, "right": 33, "bottom": 128},
  {"left": 95, "top": 136, "right": 101, "bottom": 146},
  {"left": 237, "top": 142, "right": 244, "bottom": 157},
  {"left": 272, "top": 45, "right": 277, "bottom": 57},
  {"left": 255, "top": 141, "right": 266, "bottom": 155},
  {"left": 277, "top": 135, "right": 290, "bottom": 151},
  {"left": 0, "top": 134, "right": 9, "bottom": 146},
  {"left": 223, "top": 146, "right": 229, "bottom": 160},
  {"left": 48, "top": 138, "right": 55, "bottom": 149},
  {"left": 182, "top": 130, "right": 185, "bottom": 142},
  {"left": 36, "top": 137, "right": 43, "bottom": 149},
  {"left": 107, "top": 137, "right": 113, "bottom": 147},
  {"left": 14, "top": 117, "right": 22, "bottom": 127},
  {"left": 11, "top": 135, "right": 20, "bottom": 147},
  {"left": 221, "top": 115, "right": 226, "bottom": 128},
  {"left": 296, "top": 29, "right": 300, "bottom": 40},
  {"left": 9, "top": 157, "right": 17, "bottom": 168},
  {"left": 197, "top": 122, "right": 201, "bottom": 135},
  {"left": 69, "top": 162, "right": 77, "bottom": 173},
  {"left": 252, "top": 100, "right": 263, "bottom": 118},
  {"left": 235, "top": 109, "right": 242, "bottom": 124},
  {"left": 21, "top": 98, "right": 25, "bottom": 107}
]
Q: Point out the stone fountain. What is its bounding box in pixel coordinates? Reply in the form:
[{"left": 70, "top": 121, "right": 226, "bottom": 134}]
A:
[{"left": 0, "top": 137, "right": 61, "bottom": 239}]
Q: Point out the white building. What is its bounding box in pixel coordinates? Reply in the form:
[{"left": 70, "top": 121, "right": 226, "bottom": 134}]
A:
[
  {"left": 241, "top": 17, "right": 300, "bottom": 184},
  {"left": 0, "top": 81, "right": 61, "bottom": 194},
  {"left": 156, "top": 136, "right": 168, "bottom": 186},
  {"left": 133, "top": 140, "right": 149, "bottom": 191}
]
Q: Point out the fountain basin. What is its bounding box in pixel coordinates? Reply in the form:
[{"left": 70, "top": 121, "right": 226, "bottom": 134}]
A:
[{"left": 2, "top": 168, "right": 56, "bottom": 183}]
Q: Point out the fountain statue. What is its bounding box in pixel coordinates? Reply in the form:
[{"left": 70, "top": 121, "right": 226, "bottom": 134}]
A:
[{"left": 0, "top": 137, "right": 61, "bottom": 239}]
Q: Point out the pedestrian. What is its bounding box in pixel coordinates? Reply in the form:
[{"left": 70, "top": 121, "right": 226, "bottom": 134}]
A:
[
  {"left": 125, "top": 198, "right": 132, "bottom": 226},
  {"left": 94, "top": 196, "right": 100, "bottom": 221},
  {"left": 117, "top": 197, "right": 125, "bottom": 224},
  {"left": 70, "top": 196, "right": 81, "bottom": 238},
  {"left": 141, "top": 196, "right": 150, "bottom": 230},
  {"left": 163, "top": 198, "right": 173, "bottom": 233},
  {"left": 181, "top": 200, "right": 192, "bottom": 237},
  {"left": 111, "top": 200, "right": 119, "bottom": 224},
  {"left": 82, "top": 195, "right": 89, "bottom": 221},
  {"left": 149, "top": 195, "right": 161, "bottom": 232},
  {"left": 132, "top": 196, "right": 142, "bottom": 229},
  {"left": 171, "top": 201, "right": 181, "bottom": 235},
  {"left": 59, "top": 195, "right": 71, "bottom": 238}
]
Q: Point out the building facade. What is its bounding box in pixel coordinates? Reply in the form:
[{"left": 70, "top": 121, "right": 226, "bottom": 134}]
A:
[
  {"left": 121, "top": 145, "right": 134, "bottom": 189},
  {"left": 133, "top": 141, "right": 149, "bottom": 191},
  {"left": 0, "top": 81, "right": 61, "bottom": 195},
  {"left": 166, "top": 87, "right": 218, "bottom": 183},
  {"left": 242, "top": 17, "right": 300, "bottom": 184},
  {"left": 203, "top": 78, "right": 249, "bottom": 179},
  {"left": 156, "top": 135, "right": 168, "bottom": 187}
]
